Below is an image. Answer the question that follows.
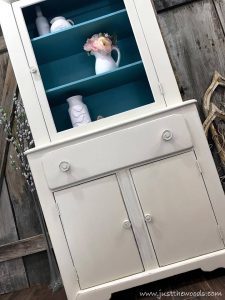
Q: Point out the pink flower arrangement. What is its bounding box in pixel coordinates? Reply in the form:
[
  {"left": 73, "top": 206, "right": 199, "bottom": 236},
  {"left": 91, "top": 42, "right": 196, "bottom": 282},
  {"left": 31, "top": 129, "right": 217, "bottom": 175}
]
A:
[{"left": 84, "top": 33, "right": 116, "bottom": 54}]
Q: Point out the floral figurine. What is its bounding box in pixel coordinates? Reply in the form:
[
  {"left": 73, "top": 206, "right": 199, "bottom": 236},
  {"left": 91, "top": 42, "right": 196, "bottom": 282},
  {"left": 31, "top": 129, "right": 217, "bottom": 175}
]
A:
[{"left": 84, "top": 33, "right": 121, "bottom": 75}]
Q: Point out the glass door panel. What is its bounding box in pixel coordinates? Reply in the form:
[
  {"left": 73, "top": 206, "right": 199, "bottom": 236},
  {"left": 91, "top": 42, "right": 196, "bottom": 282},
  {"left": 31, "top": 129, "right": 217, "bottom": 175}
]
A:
[{"left": 22, "top": 0, "right": 155, "bottom": 132}]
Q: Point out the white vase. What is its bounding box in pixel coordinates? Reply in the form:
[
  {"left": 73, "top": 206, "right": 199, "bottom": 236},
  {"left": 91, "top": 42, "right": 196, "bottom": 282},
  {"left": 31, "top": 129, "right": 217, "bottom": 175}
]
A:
[
  {"left": 50, "top": 16, "right": 74, "bottom": 33},
  {"left": 67, "top": 96, "right": 91, "bottom": 127},
  {"left": 35, "top": 6, "right": 50, "bottom": 36},
  {"left": 92, "top": 47, "right": 121, "bottom": 75}
]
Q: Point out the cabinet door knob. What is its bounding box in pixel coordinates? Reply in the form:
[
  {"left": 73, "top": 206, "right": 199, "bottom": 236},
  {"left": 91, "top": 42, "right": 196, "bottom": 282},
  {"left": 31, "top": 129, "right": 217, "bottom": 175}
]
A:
[
  {"left": 59, "top": 161, "right": 70, "bottom": 172},
  {"left": 145, "top": 214, "right": 153, "bottom": 223},
  {"left": 162, "top": 130, "right": 173, "bottom": 141},
  {"left": 30, "top": 66, "right": 38, "bottom": 74},
  {"left": 123, "top": 220, "right": 132, "bottom": 229}
]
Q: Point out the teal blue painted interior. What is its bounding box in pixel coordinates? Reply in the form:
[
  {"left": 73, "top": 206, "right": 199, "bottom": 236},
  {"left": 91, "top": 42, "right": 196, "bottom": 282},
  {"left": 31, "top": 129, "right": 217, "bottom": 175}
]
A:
[
  {"left": 22, "top": 0, "right": 156, "bottom": 133},
  {"left": 51, "top": 102, "right": 73, "bottom": 132},
  {"left": 85, "top": 78, "right": 154, "bottom": 121},
  {"left": 32, "top": 9, "right": 131, "bottom": 65},
  {"left": 40, "top": 36, "right": 141, "bottom": 90},
  {"left": 52, "top": 77, "right": 154, "bottom": 132},
  {"left": 23, "top": 0, "right": 124, "bottom": 39},
  {"left": 46, "top": 61, "right": 145, "bottom": 105}
]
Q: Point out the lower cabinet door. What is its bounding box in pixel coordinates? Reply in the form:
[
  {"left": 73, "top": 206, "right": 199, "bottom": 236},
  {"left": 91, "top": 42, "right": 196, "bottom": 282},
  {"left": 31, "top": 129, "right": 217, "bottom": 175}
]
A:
[
  {"left": 54, "top": 175, "right": 143, "bottom": 289},
  {"left": 131, "top": 151, "right": 224, "bottom": 266}
]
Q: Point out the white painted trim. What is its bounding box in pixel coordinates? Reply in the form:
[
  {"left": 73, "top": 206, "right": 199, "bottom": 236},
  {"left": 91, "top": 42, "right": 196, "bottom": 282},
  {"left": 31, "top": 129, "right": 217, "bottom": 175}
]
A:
[
  {"left": 0, "top": 0, "right": 50, "bottom": 145},
  {"left": 12, "top": 0, "right": 58, "bottom": 140},
  {"left": 14, "top": 0, "right": 46, "bottom": 7},
  {"left": 76, "top": 249, "right": 225, "bottom": 300},
  {"left": 27, "top": 154, "right": 80, "bottom": 300},
  {"left": 123, "top": 0, "right": 166, "bottom": 107},
  {"left": 133, "top": 0, "right": 182, "bottom": 105},
  {"left": 184, "top": 106, "right": 225, "bottom": 241},
  {"left": 117, "top": 169, "right": 159, "bottom": 270}
]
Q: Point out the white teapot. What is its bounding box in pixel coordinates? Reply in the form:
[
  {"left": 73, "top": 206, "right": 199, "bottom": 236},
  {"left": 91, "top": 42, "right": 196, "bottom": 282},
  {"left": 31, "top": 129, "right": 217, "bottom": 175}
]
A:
[{"left": 50, "top": 16, "right": 74, "bottom": 33}]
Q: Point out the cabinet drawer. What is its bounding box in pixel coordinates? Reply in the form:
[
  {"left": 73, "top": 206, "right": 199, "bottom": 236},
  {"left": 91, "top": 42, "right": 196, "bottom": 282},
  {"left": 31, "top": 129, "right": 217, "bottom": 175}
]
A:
[{"left": 42, "top": 114, "right": 193, "bottom": 190}]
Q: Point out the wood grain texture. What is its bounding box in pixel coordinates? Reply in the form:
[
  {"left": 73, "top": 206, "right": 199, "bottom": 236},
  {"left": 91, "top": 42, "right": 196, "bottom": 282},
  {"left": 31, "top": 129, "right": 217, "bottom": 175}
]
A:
[
  {"left": 0, "top": 54, "right": 9, "bottom": 191},
  {"left": 5, "top": 144, "right": 50, "bottom": 285},
  {"left": 0, "top": 180, "right": 18, "bottom": 245},
  {"left": 214, "top": 0, "right": 225, "bottom": 34},
  {"left": 157, "top": 0, "right": 225, "bottom": 108},
  {"left": 0, "top": 285, "right": 67, "bottom": 300},
  {"left": 0, "top": 26, "right": 50, "bottom": 290},
  {"left": 153, "top": 0, "right": 195, "bottom": 12},
  {"left": 5, "top": 144, "right": 42, "bottom": 239},
  {"left": 0, "top": 235, "right": 47, "bottom": 263},
  {"left": 0, "top": 28, "right": 29, "bottom": 295},
  {"left": 0, "top": 180, "right": 28, "bottom": 294},
  {"left": 0, "top": 36, "right": 7, "bottom": 54},
  {"left": 24, "top": 252, "right": 50, "bottom": 286},
  {"left": 0, "top": 52, "right": 8, "bottom": 100},
  {"left": 0, "top": 59, "right": 16, "bottom": 194},
  {"left": 156, "top": 0, "right": 225, "bottom": 184}
]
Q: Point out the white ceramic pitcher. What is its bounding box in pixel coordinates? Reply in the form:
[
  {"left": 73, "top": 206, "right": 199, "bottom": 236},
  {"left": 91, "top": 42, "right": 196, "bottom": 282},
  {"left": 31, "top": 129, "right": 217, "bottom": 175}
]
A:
[
  {"left": 92, "top": 46, "right": 121, "bottom": 75},
  {"left": 50, "top": 16, "right": 74, "bottom": 33}
]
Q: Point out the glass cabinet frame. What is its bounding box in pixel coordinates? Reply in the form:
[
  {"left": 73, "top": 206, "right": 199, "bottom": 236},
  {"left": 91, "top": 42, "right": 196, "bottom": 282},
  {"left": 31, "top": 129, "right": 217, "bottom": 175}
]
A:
[{"left": 9, "top": 0, "right": 182, "bottom": 143}]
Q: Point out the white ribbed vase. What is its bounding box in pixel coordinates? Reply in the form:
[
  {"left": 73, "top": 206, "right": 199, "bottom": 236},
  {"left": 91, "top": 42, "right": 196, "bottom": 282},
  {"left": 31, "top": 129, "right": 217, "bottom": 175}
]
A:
[{"left": 67, "top": 96, "right": 91, "bottom": 127}]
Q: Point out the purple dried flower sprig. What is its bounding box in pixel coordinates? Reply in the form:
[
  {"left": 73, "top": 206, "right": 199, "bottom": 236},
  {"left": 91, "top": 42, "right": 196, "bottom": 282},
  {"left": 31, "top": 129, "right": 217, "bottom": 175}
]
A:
[{"left": 0, "top": 94, "right": 35, "bottom": 192}]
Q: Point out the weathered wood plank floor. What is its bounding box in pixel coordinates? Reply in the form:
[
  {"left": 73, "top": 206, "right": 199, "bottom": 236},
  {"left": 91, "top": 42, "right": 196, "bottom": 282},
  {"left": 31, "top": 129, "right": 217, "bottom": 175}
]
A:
[{"left": 0, "top": 269, "right": 225, "bottom": 300}]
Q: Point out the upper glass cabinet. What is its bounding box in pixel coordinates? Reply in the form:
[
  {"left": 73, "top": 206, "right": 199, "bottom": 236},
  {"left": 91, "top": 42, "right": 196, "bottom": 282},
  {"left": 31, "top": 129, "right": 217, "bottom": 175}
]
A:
[
  {"left": 21, "top": 0, "right": 155, "bottom": 133},
  {"left": 9, "top": 0, "right": 181, "bottom": 142}
]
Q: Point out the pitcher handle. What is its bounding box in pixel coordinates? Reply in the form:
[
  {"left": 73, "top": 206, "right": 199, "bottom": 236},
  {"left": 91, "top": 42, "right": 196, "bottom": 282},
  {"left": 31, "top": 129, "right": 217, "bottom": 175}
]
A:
[
  {"left": 112, "top": 46, "right": 121, "bottom": 68},
  {"left": 67, "top": 19, "right": 74, "bottom": 26}
]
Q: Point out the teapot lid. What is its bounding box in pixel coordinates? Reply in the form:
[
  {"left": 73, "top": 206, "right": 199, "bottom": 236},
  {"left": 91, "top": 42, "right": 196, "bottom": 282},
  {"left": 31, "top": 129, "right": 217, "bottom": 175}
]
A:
[{"left": 50, "top": 16, "right": 66, "bottom": 24}]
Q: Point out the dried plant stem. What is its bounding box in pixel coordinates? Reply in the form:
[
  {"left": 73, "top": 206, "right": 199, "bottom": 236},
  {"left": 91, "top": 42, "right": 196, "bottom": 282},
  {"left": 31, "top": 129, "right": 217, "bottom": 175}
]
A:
[{"left": 203, "top": 71, "right": 225, "bottom": 166}]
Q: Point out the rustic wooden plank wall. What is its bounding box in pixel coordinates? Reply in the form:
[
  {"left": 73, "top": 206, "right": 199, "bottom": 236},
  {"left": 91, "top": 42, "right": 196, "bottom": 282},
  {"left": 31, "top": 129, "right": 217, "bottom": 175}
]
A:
[
  {"left": 156, "top": 0, "right": 225, "bottom": 106},
  {"left": 0, "top": 31, "right": 49, "bottom": 294},
  {"left": 154, "top": 0, "right": 225, "bottom": 181},
  {"left": 1, "top": 0, "right": 225, "bottom": 294}
]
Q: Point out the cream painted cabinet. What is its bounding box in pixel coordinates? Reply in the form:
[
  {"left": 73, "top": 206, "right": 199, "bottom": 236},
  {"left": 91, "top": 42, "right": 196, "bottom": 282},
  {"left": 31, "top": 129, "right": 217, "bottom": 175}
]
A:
[
  {"left": 54, "top": 175, "right": 143, "bottom": 289},
  {"left": 1, "top": 0, "right": 225, "bottom": 300},
  {"left": 131, "top": 151, "right": 224, "bottom": 266}
]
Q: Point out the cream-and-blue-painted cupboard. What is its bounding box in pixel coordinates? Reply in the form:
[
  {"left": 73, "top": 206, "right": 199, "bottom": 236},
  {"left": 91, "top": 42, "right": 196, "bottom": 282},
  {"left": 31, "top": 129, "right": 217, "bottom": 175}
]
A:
[{"left": 1, "top": 0, "right": 225, "bottom": 299}]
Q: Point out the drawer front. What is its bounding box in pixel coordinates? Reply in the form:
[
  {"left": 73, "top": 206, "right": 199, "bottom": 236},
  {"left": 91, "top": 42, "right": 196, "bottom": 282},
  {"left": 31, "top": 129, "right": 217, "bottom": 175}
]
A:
[{"left": 42, "top": 114, "right": 193, "bottom": 190}]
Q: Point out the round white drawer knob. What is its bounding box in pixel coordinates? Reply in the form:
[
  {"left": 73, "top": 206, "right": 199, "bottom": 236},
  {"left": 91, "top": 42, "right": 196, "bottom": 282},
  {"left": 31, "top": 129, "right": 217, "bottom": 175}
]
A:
[
  {"left": 59, "top": 161, "right": 70, "bottom": 172},
  {"left": 162, "top": 130, "right": 173, "bottom": 141},
  {"left": 30, "top": 66, "right": 38, "bottom": 74},
  {"left": 145, "top": 214, "right": 152, "bottom": 223},
  {"left": 123, "top": 220, "right": 132, "bottom": 229}
]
